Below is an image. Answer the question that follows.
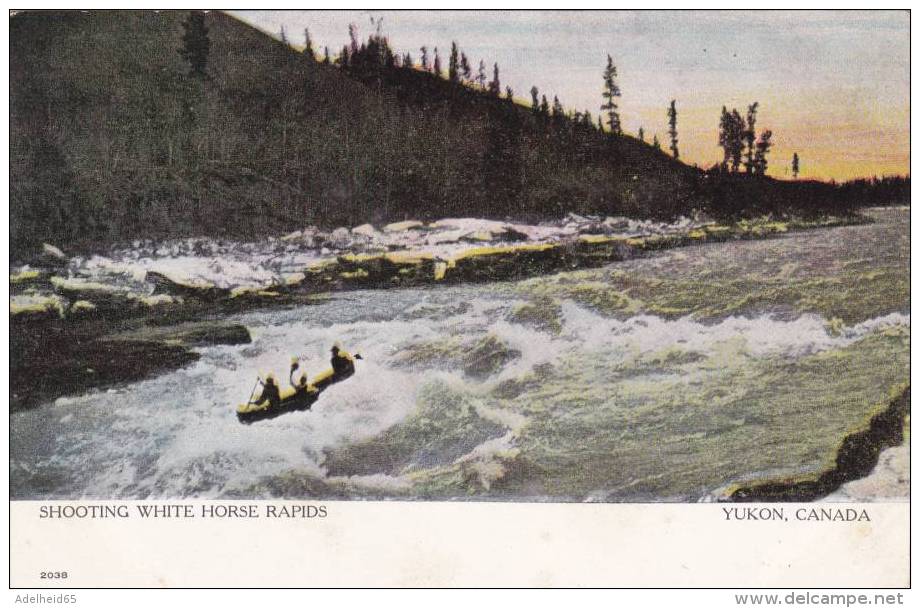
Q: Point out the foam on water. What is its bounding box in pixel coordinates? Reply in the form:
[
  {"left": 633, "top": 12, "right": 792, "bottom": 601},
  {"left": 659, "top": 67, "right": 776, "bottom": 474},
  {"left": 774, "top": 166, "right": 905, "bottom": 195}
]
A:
[
  {"left": 9, "top": 283, "right": 910, "bottom": 500},
  {"left": 558, "top": 302, "right": 909, "bottom": 362}
]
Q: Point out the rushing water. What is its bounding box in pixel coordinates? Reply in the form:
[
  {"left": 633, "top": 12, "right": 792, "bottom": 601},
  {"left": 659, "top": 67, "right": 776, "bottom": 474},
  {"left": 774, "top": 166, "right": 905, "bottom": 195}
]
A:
[{"left": 9, "top": 210, "right": 910, "bottom": 501}]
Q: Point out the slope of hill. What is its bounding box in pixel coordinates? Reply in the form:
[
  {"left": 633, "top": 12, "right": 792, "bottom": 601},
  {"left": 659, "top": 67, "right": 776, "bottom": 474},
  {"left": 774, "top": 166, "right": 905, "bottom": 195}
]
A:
[{"left": 10, "top": 10, "right": 856, "bottom": 255}]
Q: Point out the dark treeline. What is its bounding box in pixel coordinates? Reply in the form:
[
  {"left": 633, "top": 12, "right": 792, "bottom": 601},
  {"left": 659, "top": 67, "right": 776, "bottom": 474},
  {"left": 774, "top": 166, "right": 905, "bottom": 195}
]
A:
[
  {"left": 832, "top": 176, "right": 910, "bottom": 208},
  {"left": 9, "top": 11, "right": 908, "bottom": 255}
]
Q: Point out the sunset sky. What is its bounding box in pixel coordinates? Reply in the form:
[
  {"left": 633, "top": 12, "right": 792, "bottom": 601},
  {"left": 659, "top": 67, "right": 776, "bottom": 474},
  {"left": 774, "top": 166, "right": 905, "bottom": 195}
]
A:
[{"left": 231, "top": 10, "right": 909, "bottom": 181}]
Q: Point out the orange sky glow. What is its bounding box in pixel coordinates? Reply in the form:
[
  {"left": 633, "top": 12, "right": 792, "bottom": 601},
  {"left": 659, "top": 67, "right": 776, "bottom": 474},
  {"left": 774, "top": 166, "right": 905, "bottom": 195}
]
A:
[{"left": 235, "top": 10, "right": 910, "bottom": 182}]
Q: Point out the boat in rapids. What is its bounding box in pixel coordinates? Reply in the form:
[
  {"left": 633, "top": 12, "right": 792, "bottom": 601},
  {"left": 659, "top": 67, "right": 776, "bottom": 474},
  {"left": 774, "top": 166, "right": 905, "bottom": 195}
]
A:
[{"left": 236, "top": 366, "right": 354, "bottom": 424}]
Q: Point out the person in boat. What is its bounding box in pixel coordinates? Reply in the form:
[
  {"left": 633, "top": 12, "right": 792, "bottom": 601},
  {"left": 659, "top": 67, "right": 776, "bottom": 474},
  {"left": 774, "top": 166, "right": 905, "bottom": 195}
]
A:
[
  {"left": 252, "top": 374, "right": 281, "bottom": 408},
  {"left": 289, "top": 359, "right": 315, "bottom": 396},
  {"left": 290, "top": 358, "right": 307, "bottom": 390},
  {"left": 330, "top": 344, "right": 362, "bottom": 378}
]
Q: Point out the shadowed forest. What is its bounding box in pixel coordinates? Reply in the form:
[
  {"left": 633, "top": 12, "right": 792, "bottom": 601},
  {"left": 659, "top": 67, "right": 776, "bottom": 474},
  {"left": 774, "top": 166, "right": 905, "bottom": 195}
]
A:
[{"left": 10, "top": 10, "right": 909, "bottom": 256}]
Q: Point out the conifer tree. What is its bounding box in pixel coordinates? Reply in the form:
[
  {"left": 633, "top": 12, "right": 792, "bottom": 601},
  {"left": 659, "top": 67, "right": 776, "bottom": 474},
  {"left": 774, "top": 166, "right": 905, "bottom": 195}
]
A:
[
  {"left": 530, "top": 86, "right": 540, "bottom": 113},
  {"left": 460, "top": 53, "right": 472, "bottom": 81},
  {"left": 178, "top": 10, "right": 210, "bottom": 78},
  {"left": 600, "top": 54, "right": 622, "bottom": 134},
  {"left": 552, "top": 96, "right": 565, "bottom": 125},
  {"left": 477, "top": 60, "right": 487, "bottom": 88},
  {"left": 506, "top": 86, "right": 514, "bottom": 101},
  {"left": 433, "top": 47, "right": 442, "bottom": 76},
  {"left": 652, "top": 134, "right": 661, "bottom": 149},
  {"left": 667, "top": 99, "right": 679, "bottom": 159},
  {"left": 719, "top": 108, "right": 746, "bottom": 172},
  {"left": 753, "top": 130, "right": 773, "bottom": 176},
  {"left": 730, "top": 109, "right": 745, "bottom": 172},
  {"left": 303, "top": 28, "right": 315, "bottom": 59},
  {"left": 744, "top": 102, "right": 759, "bottom": 174},
  {"left": 324, "top": 46, "right": 331, "bottom": 64},
  {"left": 718, "top": 106, "right": 731, "bottom": 171},
  {"left": 420, "top": 46, "right": 429, "bottom": 71},
  {"left": 792, "top": 152, "right": 800, "bottom": 179},
  {"left": 638, "top": 127, "right": 645, "bottom": 142},
  {"left": 540, "top": 94, "right": 550, "bottom": 117},
  {"left": 349, "top": 24, "right": 359, "bottom": 55},
  {"left": 489, "top": 63, "right": 501, "bottom": 96},
  {"left": 449, "top": 42, "right": 460, "bottom": 82}
]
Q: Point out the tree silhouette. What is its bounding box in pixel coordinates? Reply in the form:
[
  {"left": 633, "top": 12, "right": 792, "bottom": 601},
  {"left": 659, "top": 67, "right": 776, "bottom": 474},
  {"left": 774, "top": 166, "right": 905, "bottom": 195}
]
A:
[
  {"left": 303, "top": 28, "right": 314, "bottom": 59},
  {"left": 489, "top": 63, "right": 501, "bottom": 96},
  {"left": 638, "top": 126, "right": 645, "bottom": 142},
  {"left": 667, "top": 99, "right": 679, "bottom": 159},
  {"left": 420, "top": 46, "right": 429, "bottom": 71},
  {"left": 530, "top": 86, "right": 539, "bottom": 114},
  {"left": 540, "top": 94, "right": 550, "bottom": 117},
  {"left": 792, "top": 152, "right": 800, "bottom": 179},
  {"left": 178, "top": 11, "right": 210, "bottom": 78},
  {"left": 323, "top": 46, "right": 331, "bottom": 64},
  {"left": 460, "top": 52, "right": 472, "bottom": 81},
  {"left": 717, "top": 107, "right": 746, "bottom": 172},
  {"left": 652, "top": 134, "right": 661, "bottom": 150},
  {"left": 753, "top": 130, "right": 773, "bottom": 175},
  {"left": 433, "top": 47, "right": 442, "bottom": 76},
  {"left": 601, "top": 54, "right": 622, "bottom": 134},
  {"left": 448, "top": 42, "right": 459, "bottom": 82},
  {"left": 718, "top": 106, "right": 731, "bottom": 171},
  {"left": 744, "top": 102, "right": 759, "bottom": 174},
  {"left": 505, "top": 86, "right": 514, "bottom": 101},
  {"left": 348, "top": 24, "right": 359, "bottom": 54},
  {"left": 552, "top": 95, "right": 565, "bottom": 126},
  {"left": 477, "top": 60, "right": 487, "bottom": 89},
  {"left": 730, "top": 109, "right": 745, "bottom": 172}
]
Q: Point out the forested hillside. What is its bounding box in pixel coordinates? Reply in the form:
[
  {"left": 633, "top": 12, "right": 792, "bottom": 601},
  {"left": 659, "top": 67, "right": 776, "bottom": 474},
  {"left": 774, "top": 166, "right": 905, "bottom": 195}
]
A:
[{"left": 10, "top": 10, "right": 885, "bottom": 255}]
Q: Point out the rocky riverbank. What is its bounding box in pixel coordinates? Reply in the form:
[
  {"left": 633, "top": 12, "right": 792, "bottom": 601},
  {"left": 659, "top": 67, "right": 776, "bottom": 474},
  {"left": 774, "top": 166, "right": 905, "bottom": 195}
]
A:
[
  {"left": 10, "top": 318, "right": 252, "bottom": 411},
  {"left": 7, "top": 213, "right": 862, "bottom": 412},
  {"left": 724, "top": 385, "right": 910, "bottom": 502},
  {"left": 11, "top": 214, "right": 858, "bottom": 325}
]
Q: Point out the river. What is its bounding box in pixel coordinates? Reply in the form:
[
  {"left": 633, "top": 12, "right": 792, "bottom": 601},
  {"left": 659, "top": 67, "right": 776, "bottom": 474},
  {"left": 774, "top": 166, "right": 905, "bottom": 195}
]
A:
[{"left": 10, "top": 208, "right": 909, "bottom": 501}]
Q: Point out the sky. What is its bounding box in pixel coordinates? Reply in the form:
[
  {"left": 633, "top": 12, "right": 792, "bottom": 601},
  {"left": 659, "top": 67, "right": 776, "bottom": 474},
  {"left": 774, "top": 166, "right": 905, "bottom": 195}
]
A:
[{"left": 230, "top": 10, "right": 910, "bottom": 181}]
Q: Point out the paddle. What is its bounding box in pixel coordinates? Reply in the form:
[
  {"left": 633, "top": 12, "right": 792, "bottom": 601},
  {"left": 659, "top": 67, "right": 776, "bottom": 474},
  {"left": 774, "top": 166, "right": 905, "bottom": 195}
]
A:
[{"left": 246, "top": 376, "right": 261, "bottom": 405}]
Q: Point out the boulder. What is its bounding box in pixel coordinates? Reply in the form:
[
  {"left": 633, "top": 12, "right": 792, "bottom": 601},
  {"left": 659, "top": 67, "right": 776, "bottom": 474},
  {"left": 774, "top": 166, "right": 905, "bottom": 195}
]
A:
[
  {"left": 280, "top": 230, "right": 303, "bottom": 242},
  {"left": 39, "top": 243, "right": 68, "bottom": 267},
  {"left": 351, "top": 223, "right": 378, "bottom": 238},
  {"left": 9, "top": 268, "right": 51, "bottom": 292},
  {"left": 145, "top": 271, "right": 230, "bottom": 302},
  {"left": 383, "top": 220, "right": 425, "bottom": 233},
  {"left": 460, "top": 230, "right": 494, "bottom": 243},
  {"left": 329, "top": 227, "right": 352, "bottom": 247},
  {"left": 112, "top": 321, "right": 252, "bottom": 347},
  {"left": 10, "top": 294, "right": 66, "bottom": 322}
]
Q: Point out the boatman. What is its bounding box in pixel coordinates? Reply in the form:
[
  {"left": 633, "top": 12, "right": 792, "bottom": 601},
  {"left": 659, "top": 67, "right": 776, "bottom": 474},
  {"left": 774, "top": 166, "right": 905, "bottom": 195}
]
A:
[
  {"left": 330, "top": 343, "right": 362, "bottom": 378},
  {"left": 290, "top": 358, "right": 309, "bottom": 393},
  {"left": 252, "top": 374, "right": 281, "bottom": 408},
  {"left": 289, "top": 358, "right": 318, "bottom": 402}
]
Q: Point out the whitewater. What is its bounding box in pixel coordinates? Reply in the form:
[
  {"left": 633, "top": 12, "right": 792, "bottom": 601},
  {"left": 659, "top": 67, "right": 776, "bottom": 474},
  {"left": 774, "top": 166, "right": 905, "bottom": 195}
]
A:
[{"left": 9, "top": 281, "right": 908, "bottom": 500}]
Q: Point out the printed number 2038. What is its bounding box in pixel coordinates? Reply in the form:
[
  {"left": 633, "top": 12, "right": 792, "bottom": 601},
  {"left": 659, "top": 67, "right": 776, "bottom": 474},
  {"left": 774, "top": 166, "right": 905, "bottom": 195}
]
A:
[{"left": 40, "top": 571, "right": 68, "bottom": 579}]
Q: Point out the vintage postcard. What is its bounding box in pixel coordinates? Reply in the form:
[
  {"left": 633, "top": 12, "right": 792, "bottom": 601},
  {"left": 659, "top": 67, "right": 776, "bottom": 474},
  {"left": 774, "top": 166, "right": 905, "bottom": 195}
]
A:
[{"left": 7, "top": 8, "right": 911, "bottom": 590}]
